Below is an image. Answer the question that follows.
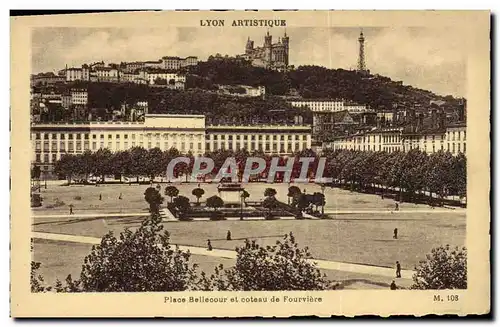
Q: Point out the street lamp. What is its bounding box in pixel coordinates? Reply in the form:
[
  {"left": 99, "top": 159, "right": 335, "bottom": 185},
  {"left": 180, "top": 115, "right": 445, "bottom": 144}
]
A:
[
  {"left": 240, "top": 191, "right": 244, "bottom": 221},
  {"left": 320, "top": 183, "right": 326, "bottom": 217}
]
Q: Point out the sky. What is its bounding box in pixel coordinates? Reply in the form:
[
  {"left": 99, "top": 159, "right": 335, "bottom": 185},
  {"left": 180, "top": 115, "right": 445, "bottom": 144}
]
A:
[{"left": 32, "top": 26, "right": 467, "bottom": 97}]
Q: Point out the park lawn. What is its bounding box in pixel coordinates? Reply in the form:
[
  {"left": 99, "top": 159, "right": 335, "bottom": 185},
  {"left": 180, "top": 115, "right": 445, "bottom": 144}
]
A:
[
  {"left": 33, "top": 212, "right": 465, "bottom": 271},
  {"left": 32, "top": 182, "right": 433, "bottom": 216},
  {"left": 33, "top": 239, "right": 412, "bottom": 290}
]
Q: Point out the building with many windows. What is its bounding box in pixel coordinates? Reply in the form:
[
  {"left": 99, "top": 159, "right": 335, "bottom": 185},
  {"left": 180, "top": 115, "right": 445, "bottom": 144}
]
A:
[
  {"left": 70, "top": 89, "right": 88, "bottom": 106},
  {"left": 31, "top": 114, "right": 312, "bottom": 178},
  {"left": 326, "top": 123, "right": 466, "bottom": 156},
  {"left": 205, "top": 125, "right": 311, "bottom": 154},
  {"left": 289, "top": 100, "right": 345, "bottom": 113},
  {"left": 162, "top": 56, "right": 198, "bottom": 70},
  {"left": 327, "top": 127, "right": 404, "bottom": 153},
  {"left": 444, "top": 123, "right": 466, "bottom": 156}
]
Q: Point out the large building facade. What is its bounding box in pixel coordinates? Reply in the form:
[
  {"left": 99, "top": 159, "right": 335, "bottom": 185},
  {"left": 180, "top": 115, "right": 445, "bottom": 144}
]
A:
[
  {"left": 326, "top": 124, "right": 466, "bottom": 156},
  {"left": 31, "top": 114, "right": 312, "bottom": 178},
  {"left": 242, "top": 32, "right": 289, "bottom": 71}
]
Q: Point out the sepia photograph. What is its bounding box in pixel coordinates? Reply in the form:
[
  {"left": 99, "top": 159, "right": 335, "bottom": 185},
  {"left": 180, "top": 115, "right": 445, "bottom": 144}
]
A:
[{"left": 10, "top": 10, "right": 490, "bottom": 317}]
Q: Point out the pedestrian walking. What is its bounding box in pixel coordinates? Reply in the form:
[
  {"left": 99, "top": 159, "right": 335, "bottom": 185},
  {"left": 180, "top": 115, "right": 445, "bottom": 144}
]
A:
[
  {"left": 69, "top": 204, "right": 74, "bottom": 215},
  {"left": 226, "top": 230, "right": 232, "bottom": 241},
  {"left": 207, "top": 239, "right": 213, "bottom": 251},
  {"left": 119, "top": 193, "right": 122, "bottom": 200},
  {"left": 393, "top": 228, "right": 398, "bottom": 239},
  {"left": 396, "top": 261, "right": 402, "bottom": 278},
  {"left": 390, "top": 281, "right": 397, "bottom": 290},
  {"left": 99, "top": 194, "right": 102, "bottom": 201},
  {"left": 395, "top": 202, "right": 399, "bottom": 211}
]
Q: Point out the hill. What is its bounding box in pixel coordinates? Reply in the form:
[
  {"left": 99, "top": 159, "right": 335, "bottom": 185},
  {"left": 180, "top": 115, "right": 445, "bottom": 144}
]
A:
[{"left": 184, "top": 57, "right": 464, "bottom": 111}]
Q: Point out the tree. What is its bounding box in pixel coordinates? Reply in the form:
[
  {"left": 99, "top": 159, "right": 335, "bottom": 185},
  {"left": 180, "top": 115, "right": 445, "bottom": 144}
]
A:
[
  {"left": 144, "top": 187, "right": 164, "bottom": 215},
  {"left": 287, "top": 186, "right": 301, "bottom": 205},
  {"left": 111, "top": 150, "right": 131, "bottom": 182},
  {"left": 75, "top": 215, "right": 199, "bottom": 292},
  {"left": 164, "top": 186, "right": 179, "bottom": 203},
  {"left": 262, "top": 196, "right": 278, "bottom": 219},
  {"left": 192, "top": 188, "right": 205, "bottom": 205},
  {"left": 411, "top": 245, "right": 467, "bottom": 290},
  {"left": 206, "top": 195, "right": 224, "bottom": 211},
  {"left": 173, "top": 195, "right": 191, "bottom": 217},
  {"left": 425, "top": 151, "right": 454, "bottom": 204},
  {"left": 54, "top": 154, "right": 78, "bottom": 183},
  {"left": 129, "top": 147, "right": 148, "bottom": 183},
  {"left": 240, "top": 190, "right": 250, "bottom": 204},
  {"left": 145, "top": 147, "right": 164, "bottom": 181},
  {"left": 297, "top": 193, "right": 311, "bottom": 211},
  {"left": 264, "top": 188, "right": 277, "bottom": 198},
  {"left": 92, "top": 148, "right": 113, "bottom": 182},
  {"left": 198, "top": 233, "right": 334, "bottom": 291},
  {"left": 311, "top": 192, "right": 326, "bottom": 215},
  {"left": 78, "top": 150, "right": 94, "bottom": 182},
  {"left": 31, "top": 165, "right": 41, "bottom": 180},
  {"left": 451, "top": 153, "right": 467, "bottom": 200}
]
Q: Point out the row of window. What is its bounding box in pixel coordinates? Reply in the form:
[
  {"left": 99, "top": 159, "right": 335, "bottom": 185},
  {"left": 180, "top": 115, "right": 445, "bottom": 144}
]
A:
[
  {"left": 33, "top": 132, "right": 204, "bottom": 141},
  {"left": 207, "top": 134, "right": 307, "bottom": 141},
  {"left": 35, "top": 140, "right": 204, "bottom": 153},
  {"left": 345, "top": 132, "right": 466, "bottom": 145},
  {"left": 334, "top": 142, "right": 466, "bottom": 154},
  {"left": 205, "top": 141, "right": 307, "bottom": 152},
  {"left": 33, "top": 132, "right": 306, "bottom": 142}
]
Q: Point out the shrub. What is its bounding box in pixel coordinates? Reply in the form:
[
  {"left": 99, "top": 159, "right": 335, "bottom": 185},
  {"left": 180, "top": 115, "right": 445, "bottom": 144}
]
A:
[
  {"left": 73, "top": 214, "right": 199, "bottom": 292},
  {"left": 411, "top": 245, "right": 467, "bottom": 290},
  {"left": 210, "top": 211, "right": 226, "bottom": 221},
  {"left": 198, "top": 232, "right": 334, "bottom": 291},
  {"left": 54, "top": 199, "right": 66, "bottom": 207},
  {"left": 264, "top": 212, "right": 280, "bottom": 220},
  {"left": 166, "top": 202, "right": 177, "bottom": 215},
  {"left": 206, "top": 195, "right": 224, "bottom": 211},
  {"left": 173, "top": 195, "right": 191, "bottom": 216}
]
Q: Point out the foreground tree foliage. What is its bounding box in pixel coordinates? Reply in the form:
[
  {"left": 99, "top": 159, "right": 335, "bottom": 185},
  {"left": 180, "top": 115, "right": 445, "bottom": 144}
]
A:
[
  {"left": 411, "top": 245, "right": 467, "bottom": 290},
  {"left": 50, "top": 215, "right": 199, "bottom": 292},
  {"left": 198, "top": 232, "right": 335, "bottom": 291}
]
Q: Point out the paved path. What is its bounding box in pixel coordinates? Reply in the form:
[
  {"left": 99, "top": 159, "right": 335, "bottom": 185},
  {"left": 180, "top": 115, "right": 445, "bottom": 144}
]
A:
[
  {"left": 32, "top": 212, "right": 149, "bottom": 219},
  {"left": 324, "top": 209, "right": 465, "bottom": 215},
  {"left": 32, "top": 208, "right": 464, "bottom": 220},
  {"left": 32, "top": 231, "right": 415, "bottom": 280}
]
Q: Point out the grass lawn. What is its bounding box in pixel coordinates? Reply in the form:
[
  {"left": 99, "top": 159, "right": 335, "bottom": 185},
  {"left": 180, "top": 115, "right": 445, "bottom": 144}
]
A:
[
  {"left": 33, "top": 212, "right": 465, "bottom": 272},
  {"left": 33, "top": 182, "right": 437, "bottom": 215}
]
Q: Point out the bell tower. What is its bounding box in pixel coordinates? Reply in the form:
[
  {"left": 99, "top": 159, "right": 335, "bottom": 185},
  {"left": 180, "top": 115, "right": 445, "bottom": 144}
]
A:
[{"left": 282, "top": 30, "right": 289, "bottom": 67}]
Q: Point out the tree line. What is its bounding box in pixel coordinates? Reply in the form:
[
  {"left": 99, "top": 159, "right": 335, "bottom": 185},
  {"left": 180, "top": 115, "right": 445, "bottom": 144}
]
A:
[
  {"left": 50, "top": 146, "right": 466, "bottom": 205},
  {"left": 322, "top": 148, "right": 466, "bottom": 203}
]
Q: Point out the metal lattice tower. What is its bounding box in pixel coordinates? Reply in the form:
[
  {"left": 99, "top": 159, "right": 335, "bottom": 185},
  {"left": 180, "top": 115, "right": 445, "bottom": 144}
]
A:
[{"left": 357, "top": 31, "right": 366, "bottom": 72}]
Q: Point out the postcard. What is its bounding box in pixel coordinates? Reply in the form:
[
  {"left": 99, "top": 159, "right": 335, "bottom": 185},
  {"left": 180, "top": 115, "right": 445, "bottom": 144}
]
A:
[{"left": 10, "top": 10, "right": 490, "bottom": 317}]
